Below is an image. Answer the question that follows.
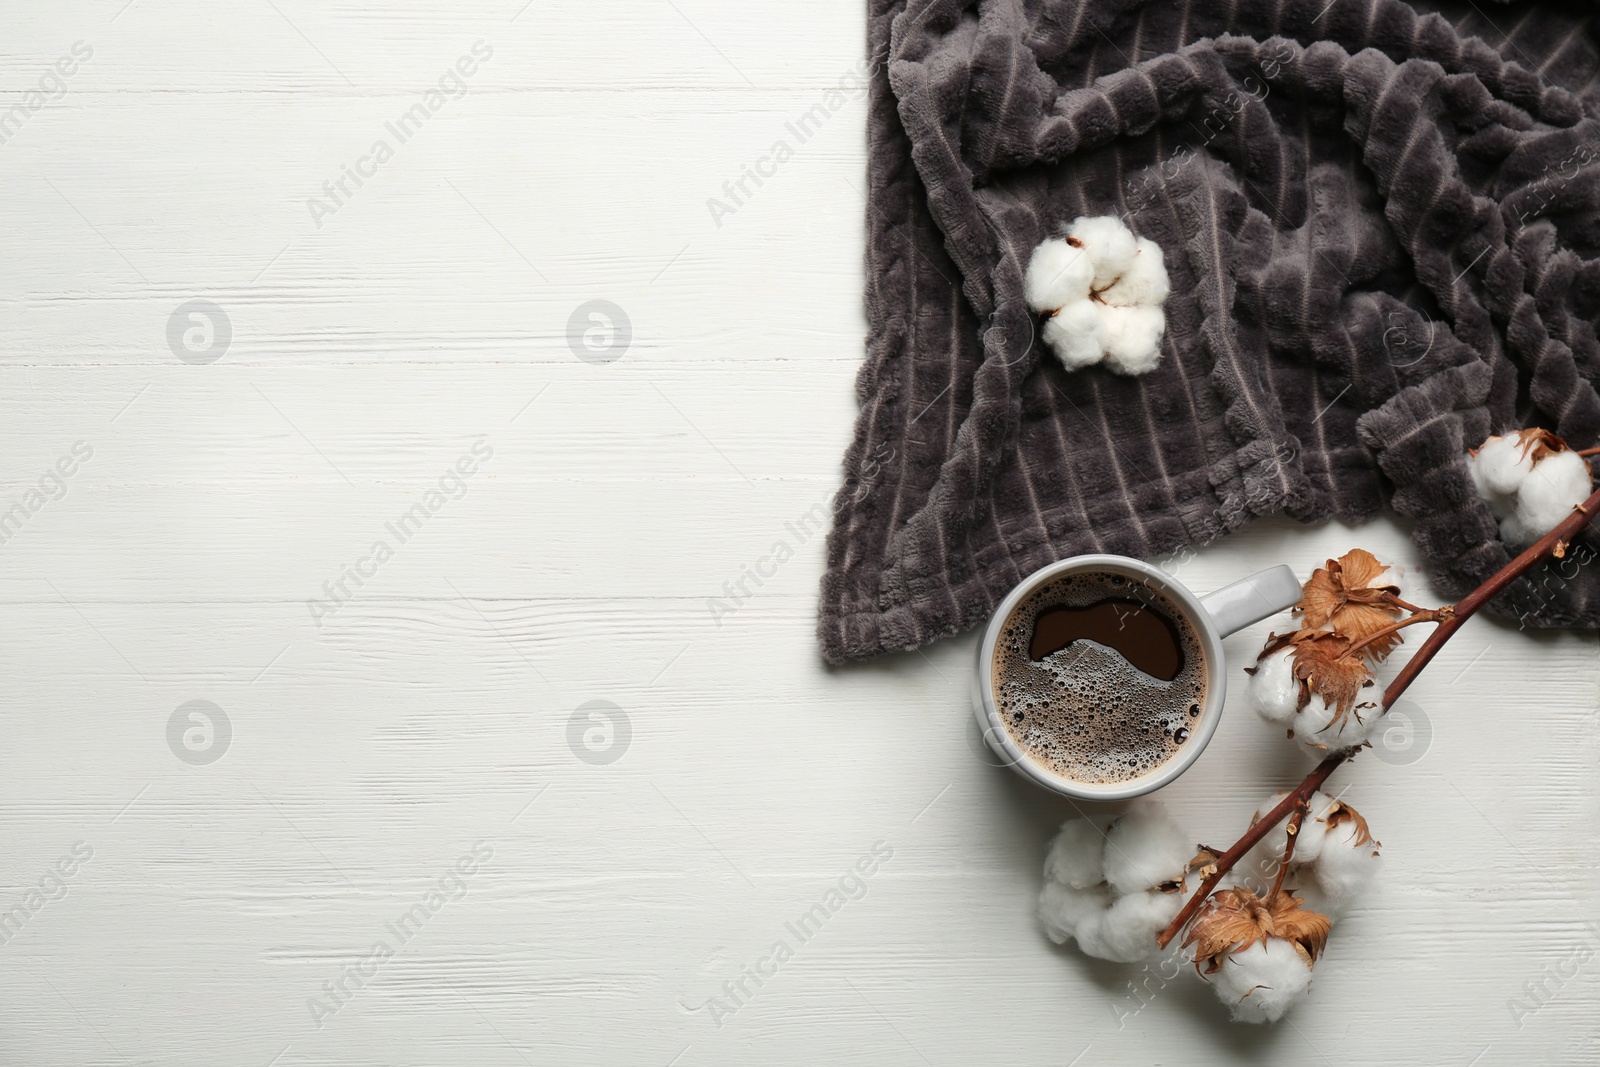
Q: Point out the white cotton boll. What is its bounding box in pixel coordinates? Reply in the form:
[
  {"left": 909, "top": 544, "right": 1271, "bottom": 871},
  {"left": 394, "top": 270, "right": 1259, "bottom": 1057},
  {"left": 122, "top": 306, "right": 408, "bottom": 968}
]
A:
[
  {"left": 1067, "top": 215, "right": 1138, "bottom": 289},
  {"left": 1073, "top": 888, "right": 1181, "bottom": 963},
  {"left": 1312, "top": 818, "right": 1382, "bottom": 913},
  {"left": 1529, "top": 448, "right": 1590, "bottom": 506},
  {"left": 1467, "top": 452, "right": 1518, "bottom": 520},
  {"left": 1249, "top": 791, "right": 1337, "bottom": 869},
  {"left": 1103, "top": 804, "right": 1192, "bottom": 895},
  {"left": 1509, "top": 448, "right": 1591, "bottom": 545},
  {"left": 1205, "top": 938, "right": 1315, "bottom": 1023},
  {"left": 1467, "top": 428, "right": 1592, "bottom": 546},
  {"left": 1099, "top": 236, "right": 1171, "bottom": 307},
  {"left": 1038, "top": 881, "right": 1110, "bottom": 944},
  {"left": 1024, "top": 238, "right": 1095, "bottom": 313},
  {"left": 1330, "top": 702, "right": 1384, "bottom": 750},
  {"left": 1032, "top": 217, "right": 1168, "bottom": 377},
  {"left": 1498, "top": 513, "right": 1538, "bottom": 548},
  {"left": 1290, "top": 691, "right": 1334, "bottom": 750},
  {"left": 1248, "top": 649, "right": 1299, "bottom": 724},
  {"left": 1292, "top": 693, "right": 1382, "bottom": 755},
  {"left": 1473, "top": 433, "right": 1536, "bottom": 496},
  {"left": 1099, "top": 304, "right": 1165, "bottom": 375},
  {"left": 1041, "top": 299, "right": 1107, "bottom": 370},
  {"left": 1298, "top": 696, "right": 1334, "bottom": 737},
  {"left": 1282, "top": 877, "right": 1337, "bottom": 919},
  {"left": 1043, "top": 817, "right": 1109, "bottom": 890}
]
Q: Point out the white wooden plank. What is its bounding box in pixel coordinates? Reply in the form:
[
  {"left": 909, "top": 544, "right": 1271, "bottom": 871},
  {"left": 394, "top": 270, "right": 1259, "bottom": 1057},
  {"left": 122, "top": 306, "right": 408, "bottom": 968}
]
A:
[{"left": 1, "top": 1, "right": 1596, "bottom": 1063}]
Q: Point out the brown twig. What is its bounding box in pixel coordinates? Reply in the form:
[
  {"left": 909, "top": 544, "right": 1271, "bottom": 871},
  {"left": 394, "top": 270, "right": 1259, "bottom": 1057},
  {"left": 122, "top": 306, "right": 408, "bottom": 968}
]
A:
[
  {"left": 1384, "top": 594, "right": 1433, "bottom": 615},
  {"left": 1267, "top": 799, "right": 1309, "bottom": 901},
  {"left": 1156, "top": 482, "right": 1600, "bottom": 950},
  {"left": 1340, "top": 609, "right": 1447, "bottom": 660},
  {"left": 1577, "top": 446, "right": 1600, "bottom": 458},
  {"left": 1157, "top": 756, "right": 1342, "bottom": 947},
  {"left": 1382, "top": 486, "right": 1600, "bottom": 709}
]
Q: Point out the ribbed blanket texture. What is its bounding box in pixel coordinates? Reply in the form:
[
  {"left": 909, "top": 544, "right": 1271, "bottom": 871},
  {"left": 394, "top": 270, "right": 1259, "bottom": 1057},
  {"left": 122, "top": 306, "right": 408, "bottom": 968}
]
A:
[{"left": 820, "top": 0, "right": 1600, "bottom": 663}]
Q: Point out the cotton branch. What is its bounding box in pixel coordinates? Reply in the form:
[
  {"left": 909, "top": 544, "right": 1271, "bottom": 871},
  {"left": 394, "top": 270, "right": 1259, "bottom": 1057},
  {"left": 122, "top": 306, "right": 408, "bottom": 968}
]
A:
[
  {"left": 1157, "top": 484, "right": 1600, "bottom": 950},
  {"left": 1157, "top": 756, "right": 1341, "bottom": 947},
  {"left": 1267, "top": 799, "right": 1309, "bottom": 901},
  {"left": 1384, "top": 485, "right": 1600, "bottom": 707}
]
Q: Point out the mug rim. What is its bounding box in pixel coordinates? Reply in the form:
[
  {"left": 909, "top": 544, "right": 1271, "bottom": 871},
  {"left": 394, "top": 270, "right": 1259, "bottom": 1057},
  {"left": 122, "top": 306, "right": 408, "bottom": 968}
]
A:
[{"left": 975, "top": 553, "right": 1228, "bottom": 801}]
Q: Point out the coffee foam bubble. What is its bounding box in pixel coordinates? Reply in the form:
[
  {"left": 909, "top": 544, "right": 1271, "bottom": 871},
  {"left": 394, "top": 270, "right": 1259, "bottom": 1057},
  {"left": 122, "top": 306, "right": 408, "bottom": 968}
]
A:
[{"left": 992, "top": 571, "right": 1207, "bottom": 785}]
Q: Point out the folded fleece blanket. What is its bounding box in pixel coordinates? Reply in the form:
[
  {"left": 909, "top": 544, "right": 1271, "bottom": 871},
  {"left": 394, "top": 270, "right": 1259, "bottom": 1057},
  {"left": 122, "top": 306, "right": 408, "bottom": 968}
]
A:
[{"left": 819, "top": 0, "right": 1600, "bottom": 663}]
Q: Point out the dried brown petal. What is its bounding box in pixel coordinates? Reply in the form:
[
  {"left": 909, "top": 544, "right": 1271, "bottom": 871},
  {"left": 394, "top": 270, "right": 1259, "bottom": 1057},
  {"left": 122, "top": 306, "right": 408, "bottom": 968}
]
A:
[
  {"left": 1297, "top": 549, "right": 1404, "bottom": 660},
  {"left": 1260, "top": 629, "right": 1376, "bottom": 725},
  {"left": 1323, "top": 800, "right": 1379, "bottom": 850},
  {"left": 1511, "top": 427, "right": 1570, "bottom": 464},
  {"left": 1183, "top": 886, "right": 1331, "bottom": 975}
]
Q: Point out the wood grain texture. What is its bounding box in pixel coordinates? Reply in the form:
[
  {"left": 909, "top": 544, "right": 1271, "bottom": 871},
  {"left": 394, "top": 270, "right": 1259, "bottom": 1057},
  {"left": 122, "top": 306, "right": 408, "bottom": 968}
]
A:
[{"left": 1, "top": 3, "right": 1597, "bottom": 1065}]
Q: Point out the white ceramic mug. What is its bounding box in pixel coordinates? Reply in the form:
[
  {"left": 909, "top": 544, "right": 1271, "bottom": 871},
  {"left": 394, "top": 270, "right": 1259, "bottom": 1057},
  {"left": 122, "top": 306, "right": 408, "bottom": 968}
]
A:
[{"left": 972, "top": 554, "right": 1301, "bottom": 801}]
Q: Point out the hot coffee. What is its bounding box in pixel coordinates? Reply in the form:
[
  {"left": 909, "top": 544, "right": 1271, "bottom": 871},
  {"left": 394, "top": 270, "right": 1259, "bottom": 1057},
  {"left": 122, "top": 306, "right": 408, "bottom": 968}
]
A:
[{"left": 991, "top": 570, "right": 1208, "bottom": 784}]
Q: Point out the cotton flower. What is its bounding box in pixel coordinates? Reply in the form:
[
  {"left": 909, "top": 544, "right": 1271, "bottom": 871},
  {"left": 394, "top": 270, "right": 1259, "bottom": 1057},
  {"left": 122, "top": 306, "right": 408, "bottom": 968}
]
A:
[
  {"left": 1291, "top": 687, "right": 1385, "bottom": 753},
  {"left": 1244, "top": 791, "right": 1338, "bottom": 872},
  {"left": 1100, "top": 304, "right": 1166, "bottom": 375},
  {"left": 1240, "top": 792, "right": 1381, "bottom": 919},
  {"left": 1249, "top": 550, "right": 1416, "bottom": 756},
  {"left": 1023, "top": 237, "right": 1094, "bottom": 311},
  {"left": 1467, "top": 429, "right": 1593, "bottom": 546},
  {"left": 1040, "top": 300, "right": 1105, "bottom": 370},
  {"left": 1038, "top": 880, "right": 1110, "bottom": 944},
  {"left": 1098, "top": 237, "right": 1171, "bottom": 307},
  {"left": 1073, "top": 888, "right": 1184, "bottom": 963},
  {"left": 1295, "top": 549, "right": 1406, "bottom": 661},
  {"left": 1504, "top": 449, "right": 1590, "bottom": 546},
  {"left": 1042, "top": 815, "right": 1108, "bottom": 890},
  {"left": 1307, "top": 801, "right": 1382, "bottom": 912},
  {"left": 1037, "top": 803, "right": 1197, "bottom": 963},
  {"left": 1024, "top": 216, "right": 1169, "bottom": 376},
  {"left": 1066, "top": 216, "right": 1137, "bottom": 288},
  {"left": 1245, "top": 645, "right": 1298, "bottom": 725},
  {"left": 1247, "top": 633, "right": 1383, "bottom": 755},
  {"left": 1184, "top": 885, "right": 1330, "bottom": 1023},
  {"left": 1204, "top": 937, "right": 1316, "bottom": 1023},
  {"left": 1102, "top": 803, "right": 1193, "bottom": 896}
]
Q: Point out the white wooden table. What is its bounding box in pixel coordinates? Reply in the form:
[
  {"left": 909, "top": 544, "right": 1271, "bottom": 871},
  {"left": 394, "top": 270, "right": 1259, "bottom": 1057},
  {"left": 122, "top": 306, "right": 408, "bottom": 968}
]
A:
[{"left": 3, "top": 3, "right": 1597, "bottom": 1064}]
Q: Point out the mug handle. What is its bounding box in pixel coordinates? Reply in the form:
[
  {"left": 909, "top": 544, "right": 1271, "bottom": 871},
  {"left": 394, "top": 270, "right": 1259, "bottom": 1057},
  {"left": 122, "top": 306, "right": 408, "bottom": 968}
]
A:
[{"left": 1198, "top": 565, "right": 1302, "bottom": 638}]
